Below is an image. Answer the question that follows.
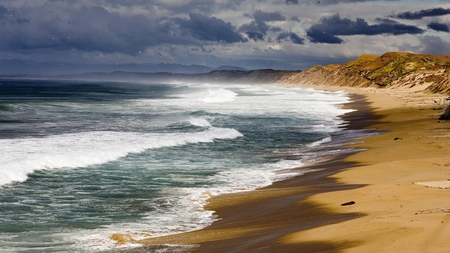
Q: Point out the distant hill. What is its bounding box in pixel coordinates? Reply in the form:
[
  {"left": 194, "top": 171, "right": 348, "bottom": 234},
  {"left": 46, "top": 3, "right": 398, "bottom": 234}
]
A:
[
  {"left": 0, "top": 59, "right": 246, "bottom": 75},
  {"left": 280, "top": 52, "right": 450, "bottom": 94},
  {"left": 58, "top": 69, "right": 301, "bottom": 85}
]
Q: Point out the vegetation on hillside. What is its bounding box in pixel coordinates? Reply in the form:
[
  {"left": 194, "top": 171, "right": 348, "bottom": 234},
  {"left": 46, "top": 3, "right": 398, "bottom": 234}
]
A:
[
  {"left": 338, "top": 52, "right": 450, "bottom": 87},
  {"left": 284, "top": 52, "right": 450, "bottom": 94}
]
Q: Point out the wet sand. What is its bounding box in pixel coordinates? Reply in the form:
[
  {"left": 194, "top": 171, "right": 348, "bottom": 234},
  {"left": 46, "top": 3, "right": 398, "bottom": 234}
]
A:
[{"left": 131, "top": 86, "right": 450, "bottom": 252}]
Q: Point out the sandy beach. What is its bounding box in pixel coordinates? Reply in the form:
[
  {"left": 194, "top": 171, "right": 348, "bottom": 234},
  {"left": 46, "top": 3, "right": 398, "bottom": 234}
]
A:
[
  {"left": 280, "top": 86, "right": 450, "bottom": 253},
  {"left": 127, "top": 85, "right": 450, "bottom": 252}
]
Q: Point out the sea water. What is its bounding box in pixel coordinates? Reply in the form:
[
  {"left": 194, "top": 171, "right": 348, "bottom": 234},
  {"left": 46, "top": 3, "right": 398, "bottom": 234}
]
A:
[{"left": 0, "top": 79, "right": 369, "bottom": 252}]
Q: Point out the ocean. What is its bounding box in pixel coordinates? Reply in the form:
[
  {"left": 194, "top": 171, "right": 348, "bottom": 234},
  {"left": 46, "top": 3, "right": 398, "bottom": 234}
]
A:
[{"left": 0, "top": 79, "right": 370, "bottom": 252}]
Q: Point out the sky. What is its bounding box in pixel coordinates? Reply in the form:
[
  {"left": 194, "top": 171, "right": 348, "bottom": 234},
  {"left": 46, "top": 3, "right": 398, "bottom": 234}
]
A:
[{"left": 1, "top": 0, "right": 450, "bottom": 70}]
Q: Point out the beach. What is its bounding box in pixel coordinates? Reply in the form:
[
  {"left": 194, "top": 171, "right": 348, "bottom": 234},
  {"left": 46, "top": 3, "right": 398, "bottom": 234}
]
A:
[
  {"left": 280, "top": 86, "right": 450, "bottom": 253},
  {"left": 134, "top": 85, "right": 450, "bottom": 252}
]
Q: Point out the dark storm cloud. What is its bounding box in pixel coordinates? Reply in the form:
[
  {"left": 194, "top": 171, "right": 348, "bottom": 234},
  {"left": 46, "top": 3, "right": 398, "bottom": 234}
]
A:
[
  {"left": 239, "top": 20, "right": 270, "bottom": 34},
  {"left": 175, "top": 13, "right": 246, "bottom": 43},
  {"left": 306, "top": 29, "right": 344, "bottom": 44},
  {"left": 241, "top": 9, "right": 304, "bottom": 45},
  {"left": 252, "top": 10, "right": 286, "bottom": 23},
  {"left": 289, "top": 33, "right": 305, "bottom": 44},
  {"left": 393, "top": 8, "right": 450, "bottom": 20},
  {"left": 0, "top": 5, "right": 7, "bottom": 19},
  {"left": 0, "top": 5, "right": 30, "bottom": 25},
  {"left": 246, "top": 31, "right": 265, "bottom": 41},
  {"left": 285, "top": 0, "right": 299, "bottom": 5},
  {"left": 307, "top": 14, "right": 424, "bottom": 44},
  {"left": 82, "top": 0, "right": 247, "bottom": 16},
  {"left": 0, "top": 4, "right": 246, "bottom": 56},
  {"left": 428, "top": 22, "right": 450, "bottom": 32},
  {"left": 0, "top": 5, "right": 177, "bottom": 54},
  {"left": 277, "top": 32, "right": 305, "bottom": 44},
  {"left": 284, "top": 0, "right": 403, "bottom": 5},
  {"left": 239, "top": 10, "right": 286, "bottom": 41},
  {"left": 311, "top": 0, "right": 403, "bottom": 4}
]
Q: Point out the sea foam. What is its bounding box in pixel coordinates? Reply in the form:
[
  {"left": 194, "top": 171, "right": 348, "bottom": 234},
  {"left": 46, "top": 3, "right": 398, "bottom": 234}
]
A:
[
  {"left": 200, "top": 88, "right": 237, "bottom": 103},
  {"left": 0, "top": 128, "right": 243, "bottom": 186},
  {"left": 71, "top": 158, "right": 315, "bottom": 252}
]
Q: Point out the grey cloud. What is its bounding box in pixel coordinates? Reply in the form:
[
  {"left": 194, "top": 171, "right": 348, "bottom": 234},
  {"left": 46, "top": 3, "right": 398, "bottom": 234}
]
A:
[
  {"left": 252, "top": 10, "right": 286, "bottom": 23},
  {"left": 393, "top": 8, "right": 450, "bottom": 20},
  {"left": 0, "top": 4, "right": 246, "bottom": 56},
  {"left": 0, "top": 5, "right": 7, "bottom": 19},
  {"left": 0, "top": 5, "right": 29, "bottom": 25},
  {"left": 239, "top": 20, "right": 270, "bottom": 34},
  {"left": 84, "top": 0, "right": 247, "bottom": 16},
  {"left": 239, "top": 21, "right": 269, "bottom": 41},
  {"left": 246, "top": 31, "right": 265, "bottom": 41},
  {"left": 307, "top": 14, "right": 424, "bottom": 44},
  {"left": 0, "top": 5, "right": 177, "bottom": 54},
  {"left": 306, "top": 29, "right": 344, "bottom": 44},
  {"left": 289, "top": 33, "right": 305, "bottom": 45},
  {"left": 419, "top": 35, "right": 450, "bottom": 55},
  {"left": 428, "top": 22, "right": 449, "bottom": 32},
  {"left": 285, "top": 0, "right": 299, "bottom": 5},
  {"left": 238, "top": 10, "right": 285, "bottom": 42},
  {"left": 270, "top": 27, "right": 282, "bottom": 32},
  {"left": 290, "top": 16, "right": 300, "bottom": 22},
  {"left": 175, "top": 13, "right": 246, "bottom": 43},
  {"left": 277, "top": 32, "right": 305, "bottom": 44},
  {"left": 312, "top": 0, "right": 401, "bottom": 4}
]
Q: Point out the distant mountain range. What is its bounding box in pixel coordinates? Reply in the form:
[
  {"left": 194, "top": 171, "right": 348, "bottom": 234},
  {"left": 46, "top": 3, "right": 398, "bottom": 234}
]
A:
[{"left": 0, "top": 59, "right": 247, "bottom": 76}]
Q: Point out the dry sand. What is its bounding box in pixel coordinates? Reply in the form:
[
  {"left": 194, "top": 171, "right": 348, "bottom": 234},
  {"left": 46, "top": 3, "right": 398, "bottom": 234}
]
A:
[
  {"left": 115, "top": 85, "right": 450, "bottom": 252},
  {"left": 280, "top": 86, "right": 450, "bottom": 253}
]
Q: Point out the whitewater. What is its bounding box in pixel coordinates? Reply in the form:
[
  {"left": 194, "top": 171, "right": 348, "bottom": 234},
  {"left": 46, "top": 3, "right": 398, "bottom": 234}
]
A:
[{"left": 0, "top": 79, "right": 364, "bottom": 252}]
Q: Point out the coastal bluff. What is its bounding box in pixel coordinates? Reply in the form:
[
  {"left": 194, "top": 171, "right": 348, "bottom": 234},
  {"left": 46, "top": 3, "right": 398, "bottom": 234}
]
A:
[{"left": 279, "top": 52, "right": 450, "bottom": 94}]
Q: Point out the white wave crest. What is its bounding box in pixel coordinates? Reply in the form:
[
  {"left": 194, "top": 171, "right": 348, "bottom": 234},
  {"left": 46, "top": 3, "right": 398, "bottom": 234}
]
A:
[
  {"left": 188, "top": 117, "right": 211, "bottom": 127},
  {"left": 0, "top": 128, "right": 243, "bottom": 186},
  {"left": 200, "top": 88, "right": 237, "bottom": 103},
  {"left": 308, "top": 136, "right": 332, "bottom": 147}
]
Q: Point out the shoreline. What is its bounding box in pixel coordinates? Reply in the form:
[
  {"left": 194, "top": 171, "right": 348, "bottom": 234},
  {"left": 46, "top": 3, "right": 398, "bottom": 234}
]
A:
[
  {"left": 133, "top": 84, "right": 450, "bottom": 252},
  {"left": 281, "top": 86, "right": 450, "bottom": 253},
  {"left": 132, "top": 86, "right": 383, "bottom": 252},
  {"left": 187, "top": 89, "right": 381, "bottom": 253}
]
